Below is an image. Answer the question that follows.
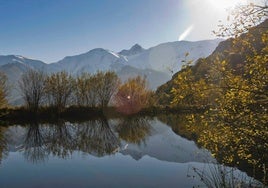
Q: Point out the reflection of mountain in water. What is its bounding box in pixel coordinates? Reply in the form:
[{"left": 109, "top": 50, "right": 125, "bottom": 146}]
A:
[
  {"left": 120, "top": 120, "right": 211, "bottom": 163},
  {"left": 4, "top": 126, "right": 27, "bottom": 152},
  {"left": 2, "top": 117, "right": 212, "bottom": 164}
]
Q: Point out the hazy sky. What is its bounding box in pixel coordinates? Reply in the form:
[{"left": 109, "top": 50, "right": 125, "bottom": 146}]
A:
[{"left": 0, "top": 0, "right": 255, "bottom": 62}]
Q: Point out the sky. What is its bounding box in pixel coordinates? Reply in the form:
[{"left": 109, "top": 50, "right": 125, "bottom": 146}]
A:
[{"left": 0, "top": 0, "right": 258, "bottom": 62}]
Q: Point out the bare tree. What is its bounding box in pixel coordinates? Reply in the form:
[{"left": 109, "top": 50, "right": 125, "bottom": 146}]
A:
[
  {"left": 19, "top": 69, "right": 46, "bottom": 112},
  {"left": 74, "top": 73, "right": 89, "bottom": 106},
  {"left": 87, "top": 75, "right": 99, "bottom": 107},
  {"left": 74, "top": 73, "right": 98, "bottom": 107},
  {"left": 73, "top": 71, "right": 119, "bottom": 108},
  {"left": 44, "top": 71, "right": 74, "bottom": 112},
  {"left": 95, "top": 71, "right": 120, "bottom": 108}
]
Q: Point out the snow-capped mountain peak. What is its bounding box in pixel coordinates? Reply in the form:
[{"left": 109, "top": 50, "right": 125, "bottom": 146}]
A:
[
  {"left": 0, "top": 55, "right": 46, "bottom": 70},
  {"left": 48, "top": 48, "right": 128, "bottom": 74},
  {"left": 119, "top": 44, "right": 145, "bottom": 56}
]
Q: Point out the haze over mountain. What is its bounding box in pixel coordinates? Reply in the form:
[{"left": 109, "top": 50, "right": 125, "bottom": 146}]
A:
[
  {"left": 45, "top": 39, "right": 221, "bottom": 75},
  {"left": 0, "top": 39, "right": 222, "bottom": 105},
  {"left": 120, "top": 39, "right": 222, "bottom": 73},
  {"left": 156, "top": 19, "right": 268, "bottom": 106}
]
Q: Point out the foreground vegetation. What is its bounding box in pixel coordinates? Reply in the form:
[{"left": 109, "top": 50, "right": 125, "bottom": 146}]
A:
[{"left": 157, "top": 2, "right": 268, "bottom": 185}]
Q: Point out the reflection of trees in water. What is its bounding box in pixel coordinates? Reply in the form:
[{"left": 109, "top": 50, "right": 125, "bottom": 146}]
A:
[
  {"left": 23, "top": 121, "right": 75, "bottom": 163},
  {"left": 159, "top": 113, "right": 268, "bottom": 185},
  {"left": 24, "top": 122, "right": 48, "bottom": 164},
  {"left": 76, "top": 119, "right": 120, "bottom": 156},
  {"left": 116, "top": 117, "right": 151, "bottom": 145},
  {"left": 21, "top": 117, "right": 152, "bottom": 163},
  {"left": 157, "top": 114, "right": 199, "bottom": 142},
  {"left": 45, "top": 121, "right": 75, "bottom": 159},
  {"left": 0, "top": 127, "right": 8, "bottom": 164},
  {"left": 22, "top": 119, "right": 120, "bottom": 163}
]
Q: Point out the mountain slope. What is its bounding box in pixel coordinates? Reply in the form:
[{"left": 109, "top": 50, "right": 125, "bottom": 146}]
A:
[
  {"left": 123, "top": 39, "right": 222, "bottom": 74},
  {"left": 50, "top": 39, "right": 222, "bottom": 76},
  {"left": 155, "top": 19, "right": 268, "bottom": 106},
  {"left": 116, "top": 65, "right": 170, "bottom": 89},
  {"left": 0, "top": 55, "right": 46, "bottom": 70},
  {"left": 47, "top": 48, "right": 128, "bottom": 74}
]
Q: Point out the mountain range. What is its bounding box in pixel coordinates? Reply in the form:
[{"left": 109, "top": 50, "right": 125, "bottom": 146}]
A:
[{"left": 0, "top": 39, "right": 222, "bottom": 105}]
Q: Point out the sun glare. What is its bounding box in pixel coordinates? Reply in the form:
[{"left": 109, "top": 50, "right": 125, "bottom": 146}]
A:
[
  {"left": 207, "top": 0, "right": 242, "bottom": 10},
  {"left": 178, "top": 25, "right": 194, "bottom": 41}
]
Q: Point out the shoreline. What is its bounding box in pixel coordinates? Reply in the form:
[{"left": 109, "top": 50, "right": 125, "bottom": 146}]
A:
[{"left": 0, "top": 105, "right": 207, "bottom": 125}]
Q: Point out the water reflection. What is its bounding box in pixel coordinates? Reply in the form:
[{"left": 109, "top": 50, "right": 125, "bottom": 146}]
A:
[
  {"left": 21, "top": 119, "right": 121, "bottom": 160},
  {"left": 0, "top": 126, "right": 7, "bottom": 164},
  {"left": 158, "top": 114, "right": 267, "bottom": 185},
  {"left": 24, "top": 122, "right": 48, "bottom": 163},
  {"left": 116, "top": 117, "right": 151, "bottom": 145},
  {"left": 1, "top": 116, "right": 263, "bottom": 187},
  {"left": 187, "top": 162, "right": 263, "bottom": 187},
  {"left": 46, "top": 120, "right": 75, "bottom": 159},
  {"left": 20, "top": 117, "right": 152, "bottom": 160},
  {"left": 75, "top": 119, "right": 120, "bottom": 156},
  {"left": 2, "top": 116, "right": 211, "bottom": 165}
]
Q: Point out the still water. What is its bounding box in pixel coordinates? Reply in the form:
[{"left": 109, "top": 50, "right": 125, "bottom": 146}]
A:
[{"left": 0, "top": 117, "right": 258, "bottom": 188}]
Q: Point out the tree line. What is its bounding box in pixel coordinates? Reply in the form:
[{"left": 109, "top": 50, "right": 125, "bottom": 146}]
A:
[
  {"left": 16, "top": 70, "right": 152, "bottom": 114},
  {"left": 18, "top": 70, "right": 117, "bottom": 112}
]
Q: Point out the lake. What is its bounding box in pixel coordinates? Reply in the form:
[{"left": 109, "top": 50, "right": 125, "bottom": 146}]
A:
[{"left": 0, "top": 117, "right": 262, "bottom": 187}]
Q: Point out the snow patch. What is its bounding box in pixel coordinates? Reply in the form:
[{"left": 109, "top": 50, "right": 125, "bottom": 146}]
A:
[
  {"left": 12, "top": 59, "right": 23, "bottom": 64},
  {"left": 15, "top": 55, "right": 25, "bottom": 59}
]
